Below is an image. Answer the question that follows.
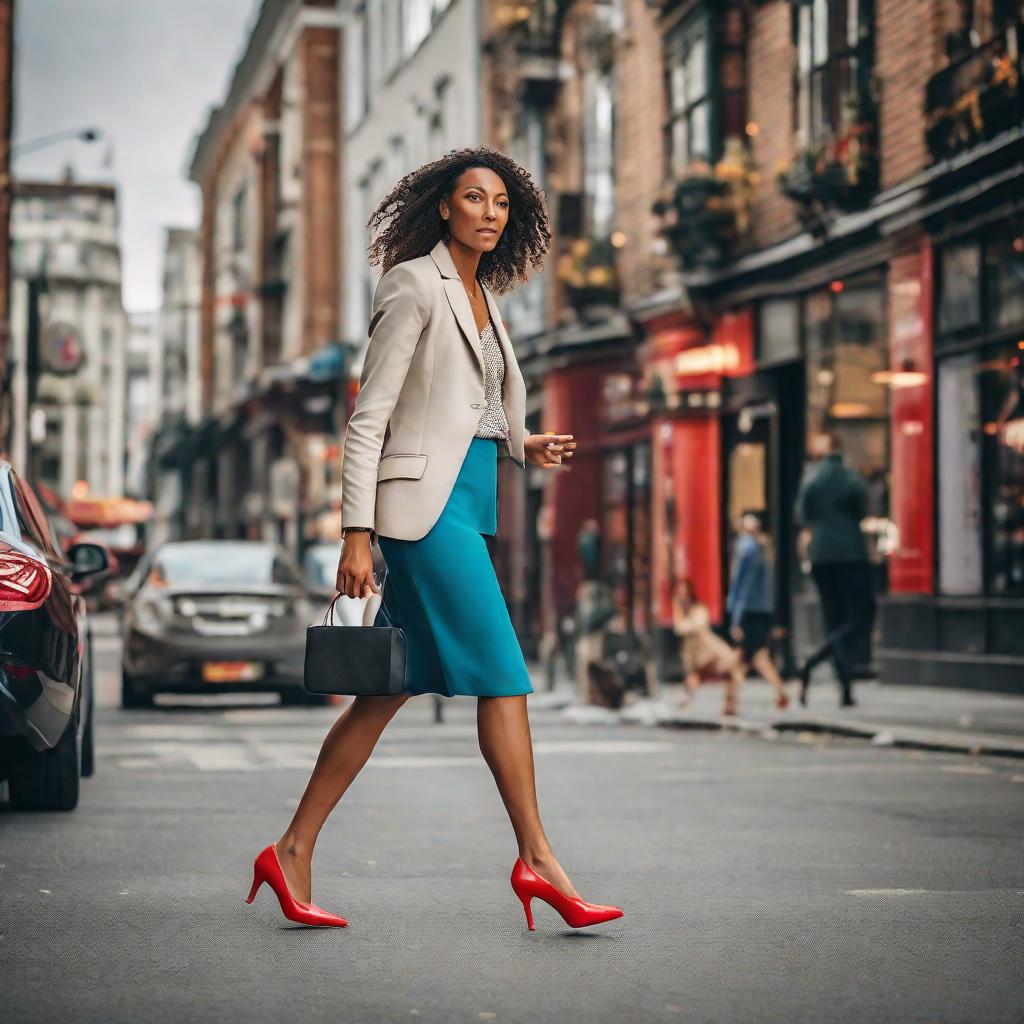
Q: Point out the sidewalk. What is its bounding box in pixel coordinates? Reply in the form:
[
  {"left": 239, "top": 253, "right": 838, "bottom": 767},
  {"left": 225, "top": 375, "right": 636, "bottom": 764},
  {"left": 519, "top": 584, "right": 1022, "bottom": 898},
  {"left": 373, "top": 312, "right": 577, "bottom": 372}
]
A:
[{"left": 524, "top": 660, "right": 1024, "bottom": 760}]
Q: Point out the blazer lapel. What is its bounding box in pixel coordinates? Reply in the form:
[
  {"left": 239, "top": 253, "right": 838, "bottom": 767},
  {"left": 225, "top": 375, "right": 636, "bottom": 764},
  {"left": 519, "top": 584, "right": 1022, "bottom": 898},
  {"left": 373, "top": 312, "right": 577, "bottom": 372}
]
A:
[
  {"left": 442, "top": 279, "right": 486, "bottom": 379},
  {"left": 430, "top": 239, "right": 485, "bottom": 379}
]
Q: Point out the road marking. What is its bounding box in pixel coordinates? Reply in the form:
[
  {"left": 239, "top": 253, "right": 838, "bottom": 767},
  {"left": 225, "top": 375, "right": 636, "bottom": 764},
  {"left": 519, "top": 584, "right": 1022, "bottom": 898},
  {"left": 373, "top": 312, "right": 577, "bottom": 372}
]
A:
[
  {"left": 846, "top": 889, "right": 1022, "bottom": 897},
  {"left": 106, "top": 737, "right": 671, "bottom": 772}
]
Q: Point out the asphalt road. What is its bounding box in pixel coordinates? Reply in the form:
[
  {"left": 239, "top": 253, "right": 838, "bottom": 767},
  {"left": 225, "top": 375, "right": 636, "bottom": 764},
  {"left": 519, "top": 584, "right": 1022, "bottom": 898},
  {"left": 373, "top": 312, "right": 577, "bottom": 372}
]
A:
[{"left": 0, "top": 617, "right": 1021, "bottom": 1024}]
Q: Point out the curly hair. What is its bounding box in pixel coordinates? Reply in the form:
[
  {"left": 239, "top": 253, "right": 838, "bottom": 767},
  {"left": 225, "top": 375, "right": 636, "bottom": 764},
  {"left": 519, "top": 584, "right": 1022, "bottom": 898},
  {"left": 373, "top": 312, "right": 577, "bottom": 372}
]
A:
[{"left": 366, "top": 145, "right": 551, "bottom": 295}]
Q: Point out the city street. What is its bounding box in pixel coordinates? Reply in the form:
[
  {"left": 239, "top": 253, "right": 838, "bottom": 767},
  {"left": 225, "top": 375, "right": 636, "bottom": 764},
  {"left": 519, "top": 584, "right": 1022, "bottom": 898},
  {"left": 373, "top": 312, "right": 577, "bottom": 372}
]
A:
[{"left": 1, "top": 615, "right": 1021, "bottom": 1024}]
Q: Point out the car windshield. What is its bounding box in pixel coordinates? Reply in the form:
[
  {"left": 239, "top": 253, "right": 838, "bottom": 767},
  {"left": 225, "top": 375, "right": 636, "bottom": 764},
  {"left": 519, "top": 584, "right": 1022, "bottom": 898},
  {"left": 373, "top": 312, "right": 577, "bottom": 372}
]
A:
[{"left": 152, "top": 544, "right": 301, "bottom": 586}]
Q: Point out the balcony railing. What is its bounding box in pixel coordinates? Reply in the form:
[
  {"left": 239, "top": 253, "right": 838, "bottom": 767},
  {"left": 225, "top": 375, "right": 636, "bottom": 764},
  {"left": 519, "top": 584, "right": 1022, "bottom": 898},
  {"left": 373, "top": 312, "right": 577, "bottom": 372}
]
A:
[
  {"left": 653, "top": 139, "right": 757, "bottom": 271},
  {"left": 776, "top": 93, "right": 878, "bottom": 225},
  {"left": 925, "top": 22, "right": 1023, "bottom": 163}
]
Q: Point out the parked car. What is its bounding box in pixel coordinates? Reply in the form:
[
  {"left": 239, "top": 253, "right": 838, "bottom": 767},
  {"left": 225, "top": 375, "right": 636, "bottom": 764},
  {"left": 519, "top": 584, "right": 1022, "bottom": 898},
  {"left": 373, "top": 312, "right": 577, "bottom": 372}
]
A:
[
  {"left": 0, "top": 464, "right": 110, "bottom": 811},
  {"left": 120, "top": 540, "right": 326, "bottom": 708}
]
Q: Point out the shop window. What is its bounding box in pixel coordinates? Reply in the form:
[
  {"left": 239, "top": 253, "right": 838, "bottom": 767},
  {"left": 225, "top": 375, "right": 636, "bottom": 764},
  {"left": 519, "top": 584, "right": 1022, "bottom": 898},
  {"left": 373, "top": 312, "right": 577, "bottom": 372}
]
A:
[
  {"left": 985, "top": 219, "right": 1024, "bottom": 333},
  {"left": 937, "top": 240, "right": 982, "bottom": 336},
  {"left": 938, "top": 354, "right": 983, "bottom": 594},
  {"left": 757, "top": 298, "right": 801, "bottom": 365},
  {"left": 665, "top": 10, "right": 712, "bottom": 173},
  {"left": 981, "top": 343, "right": 1024, "bottom": 594},
  {"left": 802, "top": 271, "right": 890, "bottom": 577}
]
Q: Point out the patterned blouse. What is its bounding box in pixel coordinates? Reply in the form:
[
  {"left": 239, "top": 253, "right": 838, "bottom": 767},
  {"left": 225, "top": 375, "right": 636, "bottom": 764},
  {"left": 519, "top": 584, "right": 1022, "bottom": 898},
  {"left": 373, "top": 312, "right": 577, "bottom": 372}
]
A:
[{"left": 473, "top": 319, "right": 512, "bottom": 458}]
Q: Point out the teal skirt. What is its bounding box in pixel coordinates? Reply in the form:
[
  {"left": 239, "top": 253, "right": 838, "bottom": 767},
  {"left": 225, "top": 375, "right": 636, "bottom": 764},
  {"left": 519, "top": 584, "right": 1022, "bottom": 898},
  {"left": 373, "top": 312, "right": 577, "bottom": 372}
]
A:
[{"left": 374, "top": 436, "right": 534, "bottom": 698}]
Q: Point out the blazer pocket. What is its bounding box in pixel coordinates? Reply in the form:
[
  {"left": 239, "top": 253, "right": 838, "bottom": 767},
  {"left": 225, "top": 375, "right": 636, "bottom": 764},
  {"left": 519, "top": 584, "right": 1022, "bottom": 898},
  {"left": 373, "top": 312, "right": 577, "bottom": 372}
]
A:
[{"left": 377, "top": 453, "right": 428, "bottom": 482}]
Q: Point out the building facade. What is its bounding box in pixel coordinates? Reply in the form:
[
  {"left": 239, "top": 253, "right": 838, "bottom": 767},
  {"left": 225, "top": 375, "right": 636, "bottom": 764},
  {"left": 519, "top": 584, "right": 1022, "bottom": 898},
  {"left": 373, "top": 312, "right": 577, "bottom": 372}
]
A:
[
  {"left": 185, "top": 0, "right": 343, "bottom": 552},
  {"left": 478, "top": 0, "right": 1023, "bottom": 691},
  {"left": 9, "top": 175, "right": 128, "bottom": 500}
]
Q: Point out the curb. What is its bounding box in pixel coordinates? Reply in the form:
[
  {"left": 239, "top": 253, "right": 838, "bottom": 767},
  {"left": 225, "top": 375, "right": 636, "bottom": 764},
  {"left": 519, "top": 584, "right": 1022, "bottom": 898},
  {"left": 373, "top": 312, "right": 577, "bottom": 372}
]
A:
[{"left": 656, "top": 711, "right": 1024, "bottom": 760}]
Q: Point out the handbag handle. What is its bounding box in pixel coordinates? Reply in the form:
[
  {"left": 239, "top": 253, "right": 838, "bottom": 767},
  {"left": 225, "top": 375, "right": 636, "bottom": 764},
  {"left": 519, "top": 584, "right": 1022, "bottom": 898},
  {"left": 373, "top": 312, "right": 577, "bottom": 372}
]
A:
[{"left": 322, "top": 568, "right": 391, "bottom": 626}]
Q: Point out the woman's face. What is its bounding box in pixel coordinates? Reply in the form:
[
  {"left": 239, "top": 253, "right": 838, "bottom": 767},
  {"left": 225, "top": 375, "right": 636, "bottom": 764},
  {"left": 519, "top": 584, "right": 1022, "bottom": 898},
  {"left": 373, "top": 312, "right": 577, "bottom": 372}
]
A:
[{"left": 440, "top": 167, "right": 509, "bottom": 254}]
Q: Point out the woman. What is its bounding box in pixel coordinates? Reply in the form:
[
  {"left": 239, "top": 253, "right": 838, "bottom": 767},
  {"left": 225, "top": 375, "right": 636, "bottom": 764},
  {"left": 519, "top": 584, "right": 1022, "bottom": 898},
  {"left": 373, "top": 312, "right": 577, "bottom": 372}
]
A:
[
  {"left": 671, "top": 577, "right": 745, "bottom": 717},
  {"left": 726, "top": 510, "right": 790, "bottom": 710},
  {"left": 245, "top": 147, "right": 623, "bottom": 932}
]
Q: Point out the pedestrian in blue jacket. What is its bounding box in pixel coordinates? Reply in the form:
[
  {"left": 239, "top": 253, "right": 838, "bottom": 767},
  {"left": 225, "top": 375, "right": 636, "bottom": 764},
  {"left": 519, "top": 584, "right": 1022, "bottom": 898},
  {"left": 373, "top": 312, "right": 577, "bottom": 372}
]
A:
[{"left": 726, "top": 510, "right": 790, "bottom": 710}]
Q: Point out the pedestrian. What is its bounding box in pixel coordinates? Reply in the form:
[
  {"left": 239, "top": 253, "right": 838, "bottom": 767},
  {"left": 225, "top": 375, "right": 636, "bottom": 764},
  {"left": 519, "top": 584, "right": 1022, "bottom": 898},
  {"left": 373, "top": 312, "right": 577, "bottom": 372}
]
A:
[
  {"left": 671, "top": 577, "right": 745, "bottom": 717},
  {"left": 246, "top": 148, "right": 622, "bottom": 932},
  {"left": 726, "top": 510, "right": 790, "bottom": 710},
  {"left": 794, "top": 433, "right": 877, "bottom": 708}
]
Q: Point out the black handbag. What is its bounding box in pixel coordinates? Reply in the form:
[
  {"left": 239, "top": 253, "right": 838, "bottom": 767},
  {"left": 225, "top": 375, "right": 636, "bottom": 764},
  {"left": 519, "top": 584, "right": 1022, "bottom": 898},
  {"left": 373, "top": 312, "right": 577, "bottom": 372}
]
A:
[{"left": 303, "top": 571, "right": 407, "bottom": 697}]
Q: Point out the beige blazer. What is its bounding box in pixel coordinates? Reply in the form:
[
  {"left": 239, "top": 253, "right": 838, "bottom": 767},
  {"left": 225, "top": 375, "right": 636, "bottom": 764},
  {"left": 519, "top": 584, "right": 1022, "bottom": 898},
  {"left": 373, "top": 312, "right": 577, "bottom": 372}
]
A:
[{"left": 340, "top": 238, "right": 528, "bottom": 542}]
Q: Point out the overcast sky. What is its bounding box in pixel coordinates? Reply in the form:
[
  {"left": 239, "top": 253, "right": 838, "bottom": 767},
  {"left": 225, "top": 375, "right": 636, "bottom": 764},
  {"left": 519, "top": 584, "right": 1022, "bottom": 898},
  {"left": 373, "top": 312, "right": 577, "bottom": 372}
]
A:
[{"left": 14, "top": 0, "right": 259, "bottom": 312}]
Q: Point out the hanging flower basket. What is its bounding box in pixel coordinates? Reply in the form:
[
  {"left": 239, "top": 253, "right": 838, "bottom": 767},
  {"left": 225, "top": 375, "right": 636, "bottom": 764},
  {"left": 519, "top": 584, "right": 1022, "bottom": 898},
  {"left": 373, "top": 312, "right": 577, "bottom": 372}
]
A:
[
  {"left": 557, "top": 236, "right": 620, "bottom": 310},
  {"left": 653, "top": 140, "right": 756, "bottom": 270}
]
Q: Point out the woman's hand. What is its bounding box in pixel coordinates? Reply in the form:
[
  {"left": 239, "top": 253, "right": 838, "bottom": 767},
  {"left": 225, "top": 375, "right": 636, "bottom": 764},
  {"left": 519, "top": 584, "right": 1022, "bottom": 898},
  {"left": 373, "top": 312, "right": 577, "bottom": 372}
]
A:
[
  {"left": 525, "top": 432, "right": 576, "bottom": 469},
  {"left": 336, "top": 534, "right": 380, "bottom": 599}
]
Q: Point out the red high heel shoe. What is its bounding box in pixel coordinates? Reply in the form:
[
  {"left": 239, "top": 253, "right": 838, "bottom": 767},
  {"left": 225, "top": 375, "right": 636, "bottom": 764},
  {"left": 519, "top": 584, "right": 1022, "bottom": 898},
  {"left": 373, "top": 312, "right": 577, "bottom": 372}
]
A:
[
  {"left": 244, "top": 843, "right": 348, "bottom": 927},
  {"left": 510, "top": 858, "right": 623, "bottom": 930}
]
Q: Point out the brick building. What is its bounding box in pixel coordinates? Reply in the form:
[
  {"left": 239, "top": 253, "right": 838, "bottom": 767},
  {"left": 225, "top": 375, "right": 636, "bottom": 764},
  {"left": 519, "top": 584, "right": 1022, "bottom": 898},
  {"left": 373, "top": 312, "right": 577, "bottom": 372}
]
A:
[
  {"left": 482, "top": 0, "right": 1023, "bottom": 690},
  {"left": 182, "top": 0, "right": 343, "bottom": 550}
]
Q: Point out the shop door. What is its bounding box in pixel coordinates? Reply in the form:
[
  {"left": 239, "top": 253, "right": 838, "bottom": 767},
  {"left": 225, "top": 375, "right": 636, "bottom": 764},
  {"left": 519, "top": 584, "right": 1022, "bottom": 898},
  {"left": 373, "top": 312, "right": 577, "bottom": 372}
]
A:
[{"left": 723, "top": 363, "right": 805, "bottom": 675}]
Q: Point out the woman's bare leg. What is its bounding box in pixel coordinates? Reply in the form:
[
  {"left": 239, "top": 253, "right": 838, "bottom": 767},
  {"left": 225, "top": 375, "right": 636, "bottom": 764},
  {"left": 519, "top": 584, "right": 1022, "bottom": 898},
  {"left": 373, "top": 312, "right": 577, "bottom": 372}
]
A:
[
  {"left": 477, "top": 694, "right": 581, "bottom": 899},
  {"left": 723, "top": 654, "right": 744, "bottom": 714},
  {"left": 751, "top": 648, "right": 787, "bottom": 699},
  {"left": 275, "top": 693, "right": 410, "bottom": 903}
]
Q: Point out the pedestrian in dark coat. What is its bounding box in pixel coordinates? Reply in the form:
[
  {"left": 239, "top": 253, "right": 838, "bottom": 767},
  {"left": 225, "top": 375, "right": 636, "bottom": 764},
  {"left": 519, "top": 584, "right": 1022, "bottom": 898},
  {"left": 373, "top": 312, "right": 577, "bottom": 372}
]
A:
[{"left": 795, "top": 436, "right": 877, "bottom": 707}]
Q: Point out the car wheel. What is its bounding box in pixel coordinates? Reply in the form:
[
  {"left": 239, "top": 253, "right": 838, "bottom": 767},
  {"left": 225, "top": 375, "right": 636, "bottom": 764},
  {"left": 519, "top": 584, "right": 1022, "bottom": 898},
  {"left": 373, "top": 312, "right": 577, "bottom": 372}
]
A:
[
  {"left": 121, "top": 671, "right": 153, "bottom": 709},
  {"left": 7, "top": 715, "right": 81, "bottom": 812}
]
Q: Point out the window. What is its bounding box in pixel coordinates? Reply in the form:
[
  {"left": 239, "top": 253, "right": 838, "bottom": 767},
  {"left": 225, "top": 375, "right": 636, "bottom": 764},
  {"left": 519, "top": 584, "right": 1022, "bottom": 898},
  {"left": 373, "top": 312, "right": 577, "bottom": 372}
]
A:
[
  {"left": 937, "top": 217, "right": 1024, "bottom": 350},
  {"left": 401, "top": 0, "right": 451, "bottom": 60},
  {"left": 938, "top": 240, "right": 982, "bottom": 335},
  {"left": 665, "top": 12, "right": 711, "bottom": 174},
  {"left": 232, "top": 186, "right": 247, "bottom": 253},
  {"left": 582, "top": 65, "right": 615, "bottom": 237},
  {"left": 794, "top": 0, "right": 874, "bottom": 147},
  {"left": 938, "top": 354, "right": 983, "bottom": 594},
  {"left": 981, "top": 344, "right": 1024, "bottom": 594},
  {"left": 757, "top": 298, "right": 801, "bottom": 366},
  {"left": 803, "top": 271, "right": 890, "bottom": 579},
  {"left": 985, "top": 219, "right": 1024, "bottom": 333}
]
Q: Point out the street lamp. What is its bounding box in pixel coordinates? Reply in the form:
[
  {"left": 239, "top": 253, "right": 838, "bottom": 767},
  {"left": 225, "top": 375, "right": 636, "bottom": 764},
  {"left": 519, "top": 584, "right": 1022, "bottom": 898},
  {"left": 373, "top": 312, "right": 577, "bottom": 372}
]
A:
[{"left": 13, "top": 126, "right": 113, "bottom": 168}]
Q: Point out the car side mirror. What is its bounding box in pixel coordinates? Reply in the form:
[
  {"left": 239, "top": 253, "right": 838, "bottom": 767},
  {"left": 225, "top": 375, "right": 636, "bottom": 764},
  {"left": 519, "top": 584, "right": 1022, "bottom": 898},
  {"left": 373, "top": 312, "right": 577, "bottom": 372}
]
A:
[{"left": 68, "top": 542, "right": 110, "bottom": 582}]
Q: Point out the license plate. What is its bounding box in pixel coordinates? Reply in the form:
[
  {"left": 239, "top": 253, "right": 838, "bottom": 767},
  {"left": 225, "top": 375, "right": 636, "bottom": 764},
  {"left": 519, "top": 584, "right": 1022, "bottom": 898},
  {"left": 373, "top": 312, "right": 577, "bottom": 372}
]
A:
[{"left": 202, "top": 661, "right": 264, "bottom": 683}]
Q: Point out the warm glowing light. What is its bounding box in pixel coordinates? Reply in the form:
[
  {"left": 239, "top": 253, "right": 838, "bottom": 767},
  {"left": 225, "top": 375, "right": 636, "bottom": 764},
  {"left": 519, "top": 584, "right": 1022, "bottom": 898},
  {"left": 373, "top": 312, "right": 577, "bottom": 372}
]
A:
[
  {"left": 674, "top": 343, "right": 740, "bottom": 377},
  {"left": 871, "top": 369, "right": 929, "bottom": 389},
  {"left": 610, "top": 230, "right": 627, "bottom": 248},
  {"left": 830, "top": 402, "right": 872, "bottom": 418},
  {"left": 983, "top": 422, "right": 999, "bottom": 435},
  {"left": 1003, "top": 419, "right": 1024, "bottom": 452},
  {"left": 71, "top": 479, "right": 90, "bottom": 499},
  {"left": 830, "top": 280, "right": 844, "bottom": 293},
  {"left": 745, "top": 122, "right": 759, "bottom": 136}
]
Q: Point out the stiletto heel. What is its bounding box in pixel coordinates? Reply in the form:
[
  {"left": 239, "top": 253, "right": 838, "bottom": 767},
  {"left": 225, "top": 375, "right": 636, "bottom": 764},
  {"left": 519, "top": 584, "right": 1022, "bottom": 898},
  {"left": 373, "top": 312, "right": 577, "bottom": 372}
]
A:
[
  {"left": 244, "top": 843, "right": 348, "bottom": 928},
  {"left": 510, "top": 858, "right": 623, "bottom": 930},
  {"left": 244, "top": 872, "right": 263, "bottom": 904},
  {"left": 519, "top": 894, "right": 535, "bottom": 931}
]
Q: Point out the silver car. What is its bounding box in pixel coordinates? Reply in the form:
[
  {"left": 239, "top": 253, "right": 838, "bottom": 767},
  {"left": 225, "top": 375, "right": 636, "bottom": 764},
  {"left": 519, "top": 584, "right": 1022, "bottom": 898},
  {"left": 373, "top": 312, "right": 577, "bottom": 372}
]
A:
[{"left": 120, "top": 540, "right": 326, "bottom": 707}]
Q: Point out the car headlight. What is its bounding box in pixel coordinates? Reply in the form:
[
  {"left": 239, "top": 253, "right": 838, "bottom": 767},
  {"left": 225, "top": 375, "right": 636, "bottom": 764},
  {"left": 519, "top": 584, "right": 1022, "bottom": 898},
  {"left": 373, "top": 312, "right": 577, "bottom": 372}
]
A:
[{"left": 134, "top": 593, "right": 173, "bottom": 633}]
